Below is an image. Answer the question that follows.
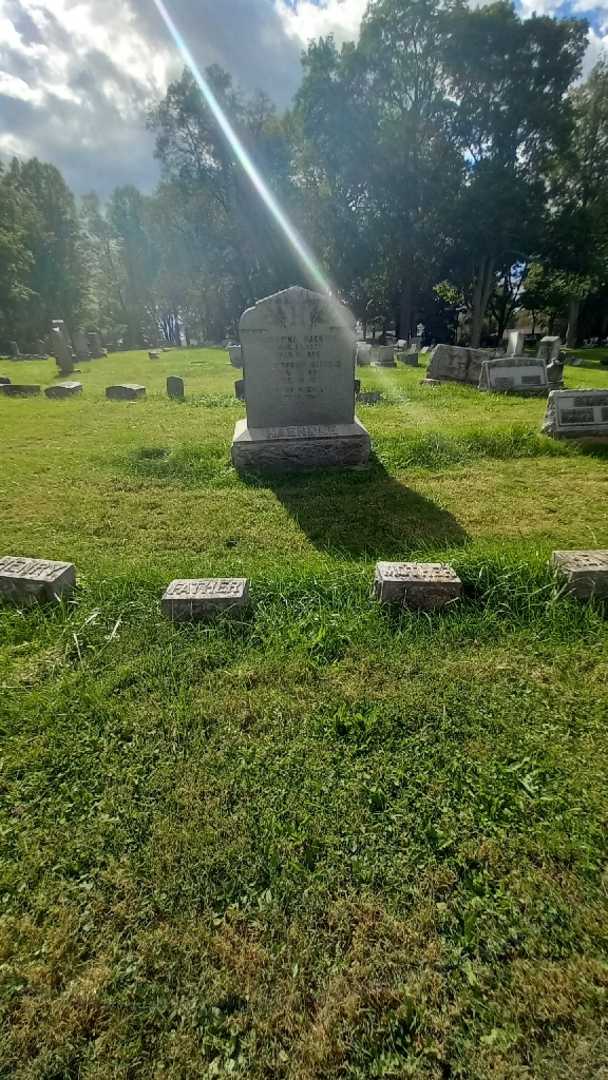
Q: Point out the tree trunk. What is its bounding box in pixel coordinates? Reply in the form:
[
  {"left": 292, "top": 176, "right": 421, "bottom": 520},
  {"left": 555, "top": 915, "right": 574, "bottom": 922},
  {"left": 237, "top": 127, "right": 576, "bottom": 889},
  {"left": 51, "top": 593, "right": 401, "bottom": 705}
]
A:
[
  {"left": 566, "top": 297, "right": 580, "bottom": 348},
  {"left": 399, "top": 282, "right": 412, "bottom": 344},
  {"left": 470, "top": 256, "right": 495, "bottom": 347}
]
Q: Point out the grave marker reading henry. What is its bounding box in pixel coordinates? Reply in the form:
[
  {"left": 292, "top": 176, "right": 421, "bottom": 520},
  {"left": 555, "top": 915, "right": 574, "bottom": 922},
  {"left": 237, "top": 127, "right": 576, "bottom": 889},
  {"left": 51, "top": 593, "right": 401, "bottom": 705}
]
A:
[
  {"left": 231, "top": 286, "right": 370, "bottom": 471},
  {"left": 0, "top": 556, "right": 76, "bottom": 604}
]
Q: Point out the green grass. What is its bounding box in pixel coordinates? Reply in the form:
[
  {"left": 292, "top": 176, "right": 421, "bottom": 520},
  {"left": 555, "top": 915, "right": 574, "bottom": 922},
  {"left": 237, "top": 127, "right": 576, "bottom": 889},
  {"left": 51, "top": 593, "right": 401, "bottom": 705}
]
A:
[{"left": 1, "top": 347, "right": 608, "bottom": 1078}]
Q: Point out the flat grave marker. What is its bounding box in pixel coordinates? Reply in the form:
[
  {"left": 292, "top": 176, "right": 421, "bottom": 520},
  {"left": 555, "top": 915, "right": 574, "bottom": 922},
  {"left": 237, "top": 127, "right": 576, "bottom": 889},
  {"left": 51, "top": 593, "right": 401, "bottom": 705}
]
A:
[
  {"left": 161, "top": 578, "right": 249, "bottom": 621},
  {"left": 1, "top": 383, "right": 41, "bottom": 397},
  {"left": 45, "top": 381, "right": 82, "bottom": 399},
  {"left": 0, "top": 555, "right": 76, "bottom": 604},
  {"left": 542, "top": 389, "right": 608, "bottom": 439},
  {"left": 552, "top": 550, "right": 608, "bottom": 599},
  {"left": 373, "top": 562, "right": 462, "bottom": 610},
  {"left": 106, "top": 384, "right": 146, "bottom": 401}
]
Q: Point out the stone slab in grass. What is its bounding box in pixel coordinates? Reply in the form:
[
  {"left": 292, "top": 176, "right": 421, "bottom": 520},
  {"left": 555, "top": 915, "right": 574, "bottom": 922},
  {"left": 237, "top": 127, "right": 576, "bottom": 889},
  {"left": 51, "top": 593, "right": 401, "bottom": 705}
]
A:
[
  {"left": 552, "top": 550, "right": 608, "bottom": 599},
  {"left": 1, "top": 383, "right": 40, "bottom": 397},
  {"left": 105, "top": 384, "right": 146, "bottom": 401},
  {"left": 162, "top": 578, "right": 249, "bottom": 621},
  {"left": 374, "top": 561, "right": 462, "bottom": 610},
  {"left": 0, "top": 555, "right": 76, "bottom": 604},
  {"left": 542, "top": 389, "right": 608, "bottom": 439},
  {"left": 45, "top": 381, "right": 82, "bottom": 398}
]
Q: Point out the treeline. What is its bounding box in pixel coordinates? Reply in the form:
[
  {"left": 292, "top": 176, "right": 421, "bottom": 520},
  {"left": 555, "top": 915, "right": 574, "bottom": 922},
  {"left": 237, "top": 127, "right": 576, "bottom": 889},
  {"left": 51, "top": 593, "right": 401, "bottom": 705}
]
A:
[{"left": 2, "top": 0, "right": 608, "bottom": 352}]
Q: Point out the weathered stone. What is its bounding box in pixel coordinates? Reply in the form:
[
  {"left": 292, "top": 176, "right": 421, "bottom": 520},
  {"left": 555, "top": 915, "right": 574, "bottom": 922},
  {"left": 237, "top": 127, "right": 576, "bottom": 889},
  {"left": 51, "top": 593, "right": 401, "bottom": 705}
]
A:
[
  {"left": 397, "top": 349, "right": 419, "bottom": 366},
  {"left": 228, "top": 345, "right": 243, "bottom": 368},
  {"left": 546, "top": 357, "right": 564, "bottom": 389},
  {"left": 427, "top": 344, "right": 495, "bottom": 386},
  {"left": 506, "top": 330, "right": 526, "bottom": 357},
  {"left": 49, "top": 327, "right": 75, "bottom": 375},
  {"left": 372, "top": 345, "right": 396, "bottom": 367},
  {"left": 45, "top": 381, "right": 82, "bottom": 399},
  {"left": 0, "top": 376, "right": 10, "bottom": 385},
  {"left": 166, "top": 376, "right": 185, "bottom": 400},
  {"left": 87, "top": 332, "right": 105, "bottom": 358},
  {"left": 0, "top": 555, "right": 76, "bottom": 604},
  {"left": 148, "top": 350, "right": 160, "bottom": 360},
  {"left": 161, "top": 578, "right": 249, "bottom": 620},
  {"left": 542, "top": 389, "right": 608, "bottom": 439},
  {"left": 234, "top": 378, "right": 245, "bottom": 401},
  {"left": 552, "top": 550, "right": 608, "bottom": 599},
  {"left": 73, "top": 328, "right": 91, "bottom": 361},
  {"left": 105, "top": 384, "right": 146, "bottom": 401},
  {"left": 478, "top": 355, "right": 548, "bottom": 396},
  {"left": 9, "top": 341, "right": 20, "bottom": 358},
  {"left": 373, "top": 562, "right": 462, "bottom": 610},
  {"left": 356, "top": 342, "right": 373, "bottom": 366},
  {"left": 537, "top": 336, "right": 561, "bottom": 363},
  {"left": 231, "top": 286, "right": 370, "bottom": 472},
  {"left": 1, "top": 383, "right": 41, "bottom": 396},
  {"left": 357, "top": 391, "right": 383, "bottom": 404}
]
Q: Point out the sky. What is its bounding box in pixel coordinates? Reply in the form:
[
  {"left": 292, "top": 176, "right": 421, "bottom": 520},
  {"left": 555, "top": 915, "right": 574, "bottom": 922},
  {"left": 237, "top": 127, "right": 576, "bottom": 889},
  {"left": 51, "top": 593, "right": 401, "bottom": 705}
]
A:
[{"left": 0, "top": 0, "right": 606, "bottom": 196}]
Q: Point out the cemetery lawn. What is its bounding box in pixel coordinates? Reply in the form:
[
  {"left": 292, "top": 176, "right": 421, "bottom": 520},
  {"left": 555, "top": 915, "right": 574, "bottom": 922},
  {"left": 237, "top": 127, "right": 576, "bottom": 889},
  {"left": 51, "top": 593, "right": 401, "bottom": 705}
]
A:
[{"left": 1, "top": 347, "right": 608, "bottom": 1078}]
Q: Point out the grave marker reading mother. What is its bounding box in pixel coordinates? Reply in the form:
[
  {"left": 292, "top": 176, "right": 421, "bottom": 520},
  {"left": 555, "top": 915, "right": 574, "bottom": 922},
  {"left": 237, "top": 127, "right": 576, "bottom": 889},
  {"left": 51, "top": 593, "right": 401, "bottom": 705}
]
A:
[{"left": 231, "top": 286, "right": 370, "bottom": 471}]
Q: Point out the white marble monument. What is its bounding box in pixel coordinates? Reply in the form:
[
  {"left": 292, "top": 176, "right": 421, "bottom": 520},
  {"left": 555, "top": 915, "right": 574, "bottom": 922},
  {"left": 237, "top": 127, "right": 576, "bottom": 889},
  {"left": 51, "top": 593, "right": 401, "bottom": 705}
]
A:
[{"left": 231, "top": 286, "right": 370, "bottom": 471}]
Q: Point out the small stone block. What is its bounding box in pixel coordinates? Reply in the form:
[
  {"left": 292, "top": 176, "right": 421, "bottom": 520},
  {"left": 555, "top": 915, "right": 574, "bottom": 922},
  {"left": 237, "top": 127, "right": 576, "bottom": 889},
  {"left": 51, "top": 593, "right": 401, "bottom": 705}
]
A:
[
  {"left": 166, "top": 376, "right": 185, "bottom": 399},
  {"left": 1, "top": 383, "right": 41, "bottom": 396},
  {"left": 234, "top": 378, "right": 245, "bottom": 401},
  {"left": 105, "top": 384, "right": 146, "bottom": 401},
  {"left": 161, "top": 578, "right": 249, "bottom": 621},
  {"left": 357, "top": 391, "right": 383, "bottom": 404},
  {"left": 148, "top": 350, "right": 160, "bottom": 359},
  {"left": 0, "top": 555, "right": 76, "bottom": 604},
  {"left": 551, "top": 550, "right": 608, "bottom": 599},
  {"left": 45, "top": 381, "right": 82, "bottom": 398},
  {"left": 373, "top": 562, "right": 462, "bottom": 610}
]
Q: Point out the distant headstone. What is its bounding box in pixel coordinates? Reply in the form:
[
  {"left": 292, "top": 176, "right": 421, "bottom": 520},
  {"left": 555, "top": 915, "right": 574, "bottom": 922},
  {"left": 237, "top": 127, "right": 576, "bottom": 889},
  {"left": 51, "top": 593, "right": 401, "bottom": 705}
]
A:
[
  {"left": 537, "top": 336, "right": 561, "bottom": 363},
  {"left": 73, "top": 328, "right": 91, "bottom": 361},
  {"left": 373, "top": 562, "right": 462, "bottom": 610},
  {"left": 161, "top": 578, "right": 249, "bottom": 621},
  {"left": 478, "top": 356, "right": 548, "bottom": 396},
  {"left": 542, "top": 389, "right": 608, "bottom": 439},
  {"left": 372, "top": 345, "right": 396, "bottom": 367},
  {"left": 45, "top": 381, "right": 82, "bottom": 399},
  {"left": 0, "top": 555, "right": 76, "bottom": 604},
  {"left": 87, "top": 332, "right": 105, "bottom": 358},
  {"left": 234, "top": 378, "right": 245, "bottom": 402},
  {"left": 416, "top": 322, "right": 425, "bottom": 339},
  {"left": 228, "top": 345, "right": 243, "bottom": 368},
  {"left": 105, "top": 384, "right": 146, "bottom": 401},
  {"left": 231, "top": 286, "right": 370, "bottom": 471},
  {"left": 546, "top": 357, "right": 564, "bottom": 389},
  {"left": 569, "top": 356, "right": 583, "bottom": 366},
  {"left": 506, "top": 330, "right": 526, "bottom": 357},
  {"left": 9, "top": 341, "right": 20, "bottom": 358},
  {"left": 426, "top": 344, "right": 494, "bottom": 386},
  {"left": 552, "top": 550, "right": 608, "bottom": 599},
  {"left": 357, "top": 390, "right": 383, "bottom": 404},
  {"left": 49, "top": 327, "right": 74, "bottom": 375},
  {"left": 166, "top": 376, "right": 184, "bottom": 400},
  {"left": 1, "top": 383, "right": 40, "bottom": 397},
  {"left": 397, "top": 350, "right": 419, "bottom": 366},
  {"left": 356, "top": 342, "right": 373, "bottom": 366},
  {"left": 148, "top": 350, "right": 160, "bottom": 360}
]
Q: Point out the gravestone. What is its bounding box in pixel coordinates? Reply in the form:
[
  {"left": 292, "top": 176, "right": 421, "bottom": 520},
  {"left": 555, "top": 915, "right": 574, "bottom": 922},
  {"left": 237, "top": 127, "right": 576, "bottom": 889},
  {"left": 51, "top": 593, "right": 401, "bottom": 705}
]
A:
[
  {"left": 161, "top": 578, "right": 249, "bottom": 620},
  {"left": 0, "top": 555, "right": 76, "bottom": 604},
  {"left": 73, "top": 328, "right": 91, "bottom": 361},
  {"left": 357, "top": 390, "right": 383, "bottom": 404},
  {"left": 1, "top": 383, "right": 40, "bottom": 397},
  {"left": 425, "top": 344, "right": 494, "bottom": 386},
  {"left": 0, "top": 376, "right": 10, "bottom": 385},
  {"left": 228, "top": 345, "right": 242, "bottom": 368},
  {"left": 234, "top": 378, "right": 245, "bottom": 401},
  {"left": 546, "top": 357, "right": 564, "bottom": 389},
  {"left": 45, "top": 381, "right": 82, "bottom": 399},
  {"left": 87, "top": 332, "right": 105, "bottom": 358},
  {"left": 397, "top": 349, "right": 419, "bottom": 367},
  {"left": 166, "top": 376, "right": 185, "bottom": 400},
  {"left": 372, "top": 345, "right": 396, "bottom": 367},
  {"left": 49, "top": 327, "right": 74, "bottom": 375},
  {"left": 542, "top": 389, "right": 608, "bottom": 439},
  {"left": 506, "top": 330, "right": 526, "bottom": 357},
  {"left": 478, "top": 355, "right": 548, "bottom": 396},
  {"left": 537, "top": 336, "right": 561, "bottom": 363},
  {"left": 149, "top": 350, "right": 160, "bottom": 360},
  {"left": 373, "top": 562, "right": 462, "bottom": 610},
  {"left": 231, "top": 286, "right": 370, "bottom": 471},
  {"left": 552, "top": 550, "right": 608, "bottom": 599},
  {"left": 356, "top": 342, "right": 372, "bottom": 366},
  {"left": 9, "top": 341, "right": 20, "bottom": 358},
  {"left": 105, "top": 384, "right": 146, "bottom": 401}
]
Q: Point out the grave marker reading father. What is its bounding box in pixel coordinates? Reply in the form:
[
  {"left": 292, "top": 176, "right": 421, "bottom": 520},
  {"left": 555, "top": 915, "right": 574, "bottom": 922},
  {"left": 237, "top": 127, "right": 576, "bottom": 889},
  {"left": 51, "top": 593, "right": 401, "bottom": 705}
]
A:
[{"left": 231, "top": 286, "right": 370, "bottom": 471}]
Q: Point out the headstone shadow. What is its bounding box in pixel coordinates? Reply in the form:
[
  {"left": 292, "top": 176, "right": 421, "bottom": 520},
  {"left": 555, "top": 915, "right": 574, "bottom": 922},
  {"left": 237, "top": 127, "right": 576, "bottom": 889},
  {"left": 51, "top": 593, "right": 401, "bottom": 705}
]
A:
[{"left": 253, "top": 454, "right": 468, "bottom": 557}]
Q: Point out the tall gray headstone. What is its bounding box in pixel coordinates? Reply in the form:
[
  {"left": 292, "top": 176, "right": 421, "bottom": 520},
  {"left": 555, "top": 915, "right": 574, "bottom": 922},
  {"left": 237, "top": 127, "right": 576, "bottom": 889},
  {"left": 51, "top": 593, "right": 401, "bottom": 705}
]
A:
[
  {"left": 537, "top": 336, "right": 561, "bottom": 363},
  {"left": 49, "top": 327, "right": 74, "bottom": 375},
  {"left": 231, "top": 286, "right": 370, "bottom": 471}
]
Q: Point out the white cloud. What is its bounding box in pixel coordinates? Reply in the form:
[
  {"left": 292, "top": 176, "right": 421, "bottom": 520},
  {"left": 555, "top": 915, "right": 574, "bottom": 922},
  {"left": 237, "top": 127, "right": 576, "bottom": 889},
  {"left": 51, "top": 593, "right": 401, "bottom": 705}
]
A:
[{"left": 275, "top": 0, "right": 367, "bottom": 45}]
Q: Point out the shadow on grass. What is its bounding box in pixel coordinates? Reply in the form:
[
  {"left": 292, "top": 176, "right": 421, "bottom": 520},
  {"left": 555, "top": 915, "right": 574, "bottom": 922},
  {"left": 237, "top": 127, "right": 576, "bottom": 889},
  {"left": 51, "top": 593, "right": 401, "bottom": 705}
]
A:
[{"left": 252, "top": 453, "right": 468, "bottom": 557}]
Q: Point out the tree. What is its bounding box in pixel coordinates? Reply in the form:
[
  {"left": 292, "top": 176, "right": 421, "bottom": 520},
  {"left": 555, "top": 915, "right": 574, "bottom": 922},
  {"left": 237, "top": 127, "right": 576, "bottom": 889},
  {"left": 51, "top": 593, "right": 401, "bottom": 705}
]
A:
[{"left": 0, "top": 164, "right": 33, "bottom": 347}]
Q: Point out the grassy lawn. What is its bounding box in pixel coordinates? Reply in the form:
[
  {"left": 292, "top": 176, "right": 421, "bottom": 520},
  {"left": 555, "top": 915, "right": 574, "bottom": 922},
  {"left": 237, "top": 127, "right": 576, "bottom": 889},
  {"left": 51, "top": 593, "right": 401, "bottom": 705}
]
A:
[{"left": 1, "top": 346, "right": 607, "bottom": 1077}]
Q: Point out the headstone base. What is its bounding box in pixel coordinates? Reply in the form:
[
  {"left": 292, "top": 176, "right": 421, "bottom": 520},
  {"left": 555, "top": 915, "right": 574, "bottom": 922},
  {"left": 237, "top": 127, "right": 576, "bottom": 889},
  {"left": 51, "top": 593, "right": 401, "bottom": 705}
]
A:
[
  {"left": 552, "top": 550, "right": 608, "bottom": 599},
  {"left": 231, "top": 417, "right": 370, "bottom": 472}
]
